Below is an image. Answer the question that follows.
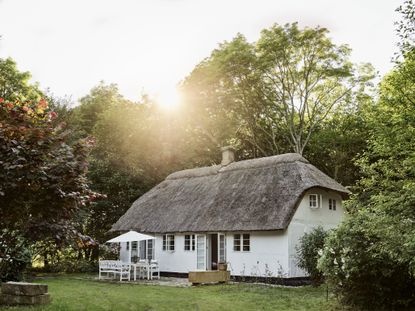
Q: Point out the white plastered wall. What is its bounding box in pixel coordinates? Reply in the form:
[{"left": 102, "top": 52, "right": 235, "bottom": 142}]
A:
[
  {"left": 225, "top": 231, "right": 288, "bottom": 277},
  {"left": 153, "top": 231, "right": 289, "bottom": 277},
  {"left": 287, "top": 188, "right": 345, "bottom": 277},
  {"left": 119, "top": 231, "right": 289, "bottom": 276},
  {"left": 154, "top": 234, "right": 198, "bottom": 273}
]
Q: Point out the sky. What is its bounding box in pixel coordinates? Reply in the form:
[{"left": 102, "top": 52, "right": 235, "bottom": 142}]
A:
[{"left": 0, "top": 0, "right": 403, "bottom": 106}]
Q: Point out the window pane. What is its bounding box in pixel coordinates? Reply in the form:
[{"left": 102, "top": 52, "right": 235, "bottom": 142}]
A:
[
  {"left": 139, "top": 240, "right": 146, "bottom": 258},
  {"left": 309, "top": 195, "right": 317, "bottom": 207},
  {"left": 184, "top": 235, "right": 190, "bottom": 250},
  {"left": 147, "top": 240, "right": 154, "bottom": 260},
  {"left": 243, "top": 234, "right": 250, "bottom": 251},
  {"left": 234, "top": 234, "right": 241, "bottom": 251},
  {"left": 219, "top": 234, "right": 226, "bottom": 262},
  {"left": 168, "top": 235, "right": 175, "bottom": 251}
]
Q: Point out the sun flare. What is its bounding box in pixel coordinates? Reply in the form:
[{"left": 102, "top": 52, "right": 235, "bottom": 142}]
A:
[{"left": 155, "top": 87, "right": 181, "bottom": 110}]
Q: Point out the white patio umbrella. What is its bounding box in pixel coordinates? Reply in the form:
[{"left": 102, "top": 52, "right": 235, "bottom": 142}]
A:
[
  {"left": 106, "top": 230, "right": 155, "bottom": 243},
  {"left": 106, "top": 230, "right": 155, "bottom": 263}
]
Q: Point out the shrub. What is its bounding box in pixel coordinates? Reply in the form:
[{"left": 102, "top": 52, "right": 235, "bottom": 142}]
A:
[
  {"left": 0, "top": 229, "right": 32, "bottom": 281},
  {"left": 295, "top": 226, "right": 328, "bottom": 286},
  {"left": 318, "top": 212, "right": 415, "bottom": 311}
]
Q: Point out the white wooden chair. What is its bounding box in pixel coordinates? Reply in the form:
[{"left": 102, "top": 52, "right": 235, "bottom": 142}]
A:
[{"left": 149, "top": 259, "right": 160, "bottom": 280}]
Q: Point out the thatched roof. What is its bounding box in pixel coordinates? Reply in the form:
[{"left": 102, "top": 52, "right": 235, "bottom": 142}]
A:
[{"left": 111, "top": 153, "right": 349, "bottom": 233}]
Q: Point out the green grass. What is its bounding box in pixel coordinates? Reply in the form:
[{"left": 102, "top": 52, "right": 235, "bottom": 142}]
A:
[{"left": 2, "top": 275, "right": 338, "bottom": 311}]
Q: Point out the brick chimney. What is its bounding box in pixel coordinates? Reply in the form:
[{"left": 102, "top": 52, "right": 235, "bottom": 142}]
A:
[{"left": 221, "top": 146, "right": 235, "bottom": 166}]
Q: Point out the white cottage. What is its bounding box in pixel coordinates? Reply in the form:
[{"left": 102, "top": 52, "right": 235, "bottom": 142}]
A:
[{"left": 111, "top": 149, "right": 349, "bottom": 280}]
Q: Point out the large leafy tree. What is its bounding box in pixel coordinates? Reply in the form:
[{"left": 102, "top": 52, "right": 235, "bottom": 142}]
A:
[
  {"left": 319, "top": 2, "right": 415, "bottom": 309},
  {"left": 0, "top": 98, "right": 96, "bottom": 279},
  {"left": 181, "top": 23, "right": 371, "bottom": 158},
  {"left": 69, "top": 85, "right": 201, "bottom": 257}
]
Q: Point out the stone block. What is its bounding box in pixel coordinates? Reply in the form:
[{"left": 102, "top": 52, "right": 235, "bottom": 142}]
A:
[
  {"left": 1, "top": 282, "right": 48, "bottom": 296},
  {"left": 0, "top": 293, "right": 50, "bottom": 305}
]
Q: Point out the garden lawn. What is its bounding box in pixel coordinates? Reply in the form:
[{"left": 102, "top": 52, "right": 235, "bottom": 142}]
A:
[{"left": 1, "top": 275, "right": 337, "bottom": 311}]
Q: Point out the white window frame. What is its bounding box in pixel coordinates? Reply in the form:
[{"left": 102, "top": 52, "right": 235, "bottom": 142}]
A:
[
  {"left": 147, "top": 239, "right": 154, "bottom": 260},
  {"left": 162, "top": 234, "right": 175, "bottom": 251},
  {"left": 309, "top": 194, "right": 322, "bottom": 209},
  {"left": 233, "top": 233, "right": 250, "bottom": 252},
  {"left": 329, "top": 198, "right": 337, "bottom": 211},
  {"left": 196, "top": 234, "right": 206, "bottom": 270},
  {"left": 219, "top": 233, "right": 226, "bottom": 263},
  {"left": 184, "top": 234, "right": 195, "bottom": 251}
]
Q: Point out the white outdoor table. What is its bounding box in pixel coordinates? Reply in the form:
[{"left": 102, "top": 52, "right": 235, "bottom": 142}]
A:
[{"left": 132, "top": 262, "right": 150, "bottom": 281}]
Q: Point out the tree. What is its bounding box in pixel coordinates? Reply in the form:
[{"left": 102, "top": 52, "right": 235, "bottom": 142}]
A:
[
  {"left": 0, "top": 57, "right": 43, "bottom": 102},
  {"left": 182, "top": 23, "right": 371, "bottom": 157},
  {"left": 304, "top": 72, "right": 375, "bottom": 187},
  {"left": 319, "top": 3, "right": 415, "bottom": 308},
  {"left": 0, "top": 97, "right": 97, "bottom": 279},
  {"left": 256, "top": 23, "right": 359, "bottom": 154},
  {"left": 68, "top": 84, "right": 204, "bottom": 259}
]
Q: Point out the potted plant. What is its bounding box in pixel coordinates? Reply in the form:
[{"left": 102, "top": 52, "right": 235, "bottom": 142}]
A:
[{"left": 218, "top": 261, "right": 228, "bottom": 271}]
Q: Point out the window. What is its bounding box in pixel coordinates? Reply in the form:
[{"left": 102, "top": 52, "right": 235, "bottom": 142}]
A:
[
  {"left": 309, "top": 194, "right": 322, "bottom": 209},
  {"left": 139, "top": 240, "right": 147, "bottom": 258},
  {"left": 233, "top": 234, "right": 241, "bottom": 251},
  {"left": 219, "top": 234, "right": 226, "bottom": 262},
  {"left": 233, "top": 234, "right": 250, "bottom": 252},
  {"left": 126, "top": 241, "right": 130, "bottom": 251},
  {"left": 184, "top": 234, "right": 195, "bottom": 251},
  {"left": 131, "top": 241, "right": 137, "bottom": 251},
  {"left": 162, "top": 234, "right": 175, "bottom": 251},
  {"left": 329, "top": 198, "right": 337, "bottom": 211},
  {"left": 147, "top": 240, "right": 154, "bottom": 260}
]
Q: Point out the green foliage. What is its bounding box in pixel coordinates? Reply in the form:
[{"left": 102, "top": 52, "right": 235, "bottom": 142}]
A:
[
  {"left": 68, "top": 84, "right": 206, "bottom": 256},
  {"left": 0, "top": 57, "right": 43, "bottom": 102},
  {"left": 32, "top": 259, "right": 98, "bottom": 274},
  {"left": 319, "top": 12, "right": 415, "bottom": 308},
  {"left": 396, "top": 0, "right": 415, "bottom": 58},
  {"left": 319, "top": 212, "right": 415, "bottom": 310},
  {"left": 0, "top": 229, "right": 32, "bottom": 281},
  {"left": 295, "top": 226, "right": 328, "bottom": 286},
  {"left": 181, "top": 23, "right": 371, "bottom": 158}
]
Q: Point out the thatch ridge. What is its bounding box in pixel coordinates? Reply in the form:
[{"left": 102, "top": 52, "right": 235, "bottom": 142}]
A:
[{"left": 112, "top": 153, "right": 349, "bottom": 234}]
